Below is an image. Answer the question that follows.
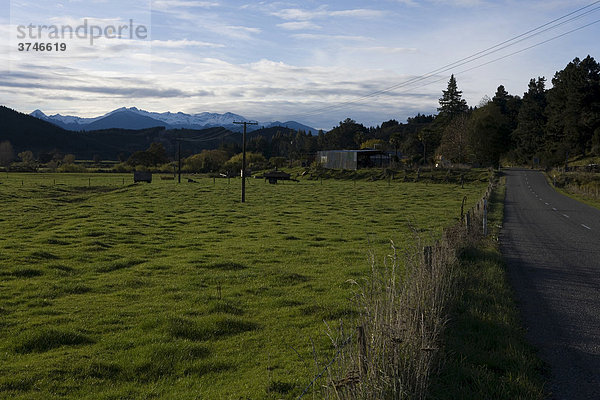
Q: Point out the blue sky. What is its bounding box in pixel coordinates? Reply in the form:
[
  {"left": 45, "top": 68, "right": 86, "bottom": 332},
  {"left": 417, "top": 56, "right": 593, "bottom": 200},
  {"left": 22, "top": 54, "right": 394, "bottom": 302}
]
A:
[{"left": 1, "top": 0, "right": 599, "bottom": 129}]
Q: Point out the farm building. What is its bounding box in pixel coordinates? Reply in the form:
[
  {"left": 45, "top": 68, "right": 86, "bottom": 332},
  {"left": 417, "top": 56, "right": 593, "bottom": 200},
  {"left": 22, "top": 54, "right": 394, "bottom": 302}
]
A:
[{"left": 317, "top": 150, "right": 391, "bottom": 170}]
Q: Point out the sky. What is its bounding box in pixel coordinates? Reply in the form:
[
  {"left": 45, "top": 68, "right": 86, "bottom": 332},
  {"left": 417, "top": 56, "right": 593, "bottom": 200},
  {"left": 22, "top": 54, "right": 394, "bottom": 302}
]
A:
[{"left": 1, "top": 0, "right": 599, "bottom": 130}]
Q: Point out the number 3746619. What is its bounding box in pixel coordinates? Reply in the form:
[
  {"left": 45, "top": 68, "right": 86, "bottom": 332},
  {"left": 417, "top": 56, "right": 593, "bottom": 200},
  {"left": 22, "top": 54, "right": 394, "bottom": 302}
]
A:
[{"left": 18, "top": 43, "right": 67, "bottom": 52}]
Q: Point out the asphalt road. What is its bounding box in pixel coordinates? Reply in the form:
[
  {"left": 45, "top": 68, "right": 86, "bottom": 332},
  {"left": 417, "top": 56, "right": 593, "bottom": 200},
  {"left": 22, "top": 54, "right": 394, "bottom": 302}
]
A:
[{"left": 500, "top": 168, "right": 600, "bottom": 399}]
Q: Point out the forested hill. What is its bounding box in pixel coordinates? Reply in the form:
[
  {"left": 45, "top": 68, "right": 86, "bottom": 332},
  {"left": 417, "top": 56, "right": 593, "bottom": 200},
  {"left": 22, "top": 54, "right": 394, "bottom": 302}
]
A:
[
  {"left": 0, "top": 106, "right": 95, "bottom": 156},
  {"left": 0, "top": 106, "right": 238, "bottom": 160}
]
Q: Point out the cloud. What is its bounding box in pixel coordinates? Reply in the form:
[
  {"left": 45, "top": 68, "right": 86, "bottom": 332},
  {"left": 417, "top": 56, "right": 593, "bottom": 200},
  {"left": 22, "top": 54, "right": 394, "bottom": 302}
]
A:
[
  {"left": 0, "top": 52, "right": 440, "bottom": 128},
  {"left": 271, "top": 7, "right": 385, "bottom": 21},
  {"left": 291, "top": 33, "right": 370, "bottom": 42},
  {"left": 347, "top": 46, "right": 419, "bottom": 54},
  {"left": 0, "top": 77, "right": 196, "bottom": 98},
  {"left": 151, "top": 3, "right": 260, "bottom": 41},
  {"left": 277, "top": 21, "right": 321, "bottom": 31},
  {"left": 152, "top": 1, "right": 220, "bottom": 10},
  {"left": 271, "top": 8, "right": 326, "bottom": 21},
  {"left": 434, "top": 0, "right": 486, "bottom": 6},
  {"left": 396, "top": 0, "right": 486, "bottom": 6},
  {"left": 329, "top": 9, "right": 386, "bottom": 18},
  {"left": 151, "top": 39, "right": 225, "bottom": 48}
]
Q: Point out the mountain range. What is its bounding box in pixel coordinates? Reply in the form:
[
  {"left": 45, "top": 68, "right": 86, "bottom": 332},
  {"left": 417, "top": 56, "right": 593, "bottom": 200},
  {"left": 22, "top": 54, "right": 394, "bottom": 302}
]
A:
[
  {"left": 30, "top": 107, "right": 317, "bottom": 133},
  {"left": 0, "top": 106, "right": 303, "bottom": 160}
]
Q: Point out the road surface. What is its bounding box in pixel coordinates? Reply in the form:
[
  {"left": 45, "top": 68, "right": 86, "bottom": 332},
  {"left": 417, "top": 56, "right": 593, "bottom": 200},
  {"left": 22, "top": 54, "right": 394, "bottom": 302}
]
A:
[{"left": 500, "top": 168, "right": 600, "bottom": 399}]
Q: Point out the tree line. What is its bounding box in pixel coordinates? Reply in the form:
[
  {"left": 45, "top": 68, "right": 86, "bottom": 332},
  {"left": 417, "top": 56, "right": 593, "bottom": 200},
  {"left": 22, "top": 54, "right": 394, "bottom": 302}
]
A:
[{"left": 421, "top": 55, "right": 600, "bottom": 168}]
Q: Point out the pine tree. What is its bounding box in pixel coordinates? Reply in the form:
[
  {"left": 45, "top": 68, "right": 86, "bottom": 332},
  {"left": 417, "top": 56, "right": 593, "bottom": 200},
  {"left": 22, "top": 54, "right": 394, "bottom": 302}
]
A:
[
  {"left": 438, "top": 74, "right": 468, "bottom": 121},
  {"left": 512, "top": 78, "right": 547, "bottom": 162},
  {"left": 492, "top": 85, "right": 521, "bottom": 136},
  {"left": 546, "top": 56, "right": 600, "bottom": 156}
]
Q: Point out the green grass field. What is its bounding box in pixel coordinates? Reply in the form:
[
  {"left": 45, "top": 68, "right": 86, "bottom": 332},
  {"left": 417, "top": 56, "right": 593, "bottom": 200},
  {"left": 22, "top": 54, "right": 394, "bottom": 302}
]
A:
[{"left": 0, "top": 173, "right": 487, "bottom": 399}]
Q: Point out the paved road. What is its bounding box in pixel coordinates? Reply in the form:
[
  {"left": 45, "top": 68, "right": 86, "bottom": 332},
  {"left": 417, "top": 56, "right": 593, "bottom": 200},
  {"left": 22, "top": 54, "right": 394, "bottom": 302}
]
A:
[{"left": 500, "top": 169, "right": 600, "bottom": 399}]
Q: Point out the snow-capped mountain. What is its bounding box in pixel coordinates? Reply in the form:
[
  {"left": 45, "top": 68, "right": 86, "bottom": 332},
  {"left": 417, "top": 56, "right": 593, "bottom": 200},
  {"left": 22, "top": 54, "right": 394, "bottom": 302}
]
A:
[{"left": 30, "top": 108, "right": 316, "bottom": 133}]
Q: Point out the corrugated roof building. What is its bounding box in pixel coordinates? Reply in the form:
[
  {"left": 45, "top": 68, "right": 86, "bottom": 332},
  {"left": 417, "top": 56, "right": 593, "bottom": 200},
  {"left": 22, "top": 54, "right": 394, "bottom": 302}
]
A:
[{"left": 317, "top": 150, "right": 390, "bottom": 170}]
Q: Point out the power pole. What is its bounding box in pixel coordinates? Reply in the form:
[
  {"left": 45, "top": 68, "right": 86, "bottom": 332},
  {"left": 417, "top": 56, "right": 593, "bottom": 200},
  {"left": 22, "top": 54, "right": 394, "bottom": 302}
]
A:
[
  {"left": 178, "top": 140, "right": 182, "bottom": 184},
  {"left": 233, "top": 121, "right": 258, "bottom": 203}
]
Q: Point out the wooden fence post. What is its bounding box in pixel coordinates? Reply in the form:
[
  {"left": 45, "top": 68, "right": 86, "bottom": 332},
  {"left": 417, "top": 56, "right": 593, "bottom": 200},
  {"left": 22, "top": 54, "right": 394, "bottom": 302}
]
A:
[
  {"left": 358, "top": 325, "right": 367, "bottom": 377},
  {"left": 483, "top": 197, "right": 488, "bottom": 237},
  {"left": 464, "top": 211, "right": 471, "bottom": 232},
  {"left": 423, "top": 246, "right": 433, "bottom": 270}
]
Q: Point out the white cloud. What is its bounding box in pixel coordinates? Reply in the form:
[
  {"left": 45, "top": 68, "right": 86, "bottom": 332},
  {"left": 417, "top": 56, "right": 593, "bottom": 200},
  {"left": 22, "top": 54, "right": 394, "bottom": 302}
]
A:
[
  {"left": 152, "top": 1, "right": 219, "bottom": 10},
  {"left": 417, "top": 0, "right": 486, "bottom": 6},
  {"left": 151, "top": 39, "right": 225, "bottom": 48},
  {"left": 329, "top": 9, "right": 386, "bottom": 18},
  {"left": 1, "top": 52, "right": 438, "bottom": 128},
  {"left": 271, "top": 8, "right": 326, "bottom": 21},
  {"left": 271, "top": 7, "right": 384, "bottom": 21},
  {"left": 277, "top": 21, "right": 321, "bottom": 31},
  {"left": 291, "top": 33, "right": 370, "bottom": 42},
  {"left": 348, "top": 46, "right": 419, "bottom": 54}
]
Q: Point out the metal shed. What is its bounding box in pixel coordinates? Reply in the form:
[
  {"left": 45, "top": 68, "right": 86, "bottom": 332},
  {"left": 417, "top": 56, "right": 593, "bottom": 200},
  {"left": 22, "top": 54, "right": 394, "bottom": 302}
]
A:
[{"left": 317, "top": 150, "right": 390, "bottom": 170}]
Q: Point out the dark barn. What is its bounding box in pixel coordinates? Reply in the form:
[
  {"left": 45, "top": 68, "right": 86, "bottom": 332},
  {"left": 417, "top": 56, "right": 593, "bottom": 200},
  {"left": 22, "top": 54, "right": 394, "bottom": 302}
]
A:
[{"left": 317, "top": 150, "right": 390, "bottom": 170}]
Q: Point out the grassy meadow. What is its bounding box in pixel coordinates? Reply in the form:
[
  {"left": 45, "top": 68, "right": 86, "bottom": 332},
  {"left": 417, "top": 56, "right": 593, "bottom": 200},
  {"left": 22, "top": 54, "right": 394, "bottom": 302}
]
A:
[{"left": 0, "top": 172, "right": 487, "bottom": 399}]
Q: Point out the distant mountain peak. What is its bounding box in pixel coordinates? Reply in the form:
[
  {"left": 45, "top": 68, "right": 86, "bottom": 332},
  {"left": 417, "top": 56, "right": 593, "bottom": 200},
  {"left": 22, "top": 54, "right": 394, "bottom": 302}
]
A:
[
  {"left": 31, "top": 109, "right": 47, "bottom": 118},
  {"left": 29, "top": 108, "right": 315, "bottom": 133}
]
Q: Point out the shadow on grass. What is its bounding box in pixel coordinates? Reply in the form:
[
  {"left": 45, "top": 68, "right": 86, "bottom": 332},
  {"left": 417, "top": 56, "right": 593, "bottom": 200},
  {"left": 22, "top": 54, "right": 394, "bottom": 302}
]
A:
[
  {"left": 0, "top": 376, "right": 36, "bottom": 392},
  {"left": 133, "top": 343, "right": 212, "bottom": 382},
  {"left": 207, "top": 300, "right": 245, "bottom": 316},
  {"left": 267, "top": 380, "right": 297, "bottom": 395},
  {"left": 96, "top": 259, "right": 145, "bottom": 273},
  {"left": 4, "top": 268, "right": 44, "bottom": 278},
  {"left": 166, "top": 315, "right": 258, "bottom": 341},
  {"left": 202, "top": 262, "right": 248, "bottom": 271},
  {"left": 14, "top": 329, "right": 94, "bottom": 353},
  {"left": 273, "top": 272, "right": 310, "bottom": 286},
  {"left": 184, "top": 360, "right": 235, "bottom": 377}
]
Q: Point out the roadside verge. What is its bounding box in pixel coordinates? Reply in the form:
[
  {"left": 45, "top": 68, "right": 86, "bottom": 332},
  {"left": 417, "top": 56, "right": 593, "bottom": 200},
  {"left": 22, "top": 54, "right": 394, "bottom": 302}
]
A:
[{"left": 428, "top": 175, "right": 546, "bottom": 399}]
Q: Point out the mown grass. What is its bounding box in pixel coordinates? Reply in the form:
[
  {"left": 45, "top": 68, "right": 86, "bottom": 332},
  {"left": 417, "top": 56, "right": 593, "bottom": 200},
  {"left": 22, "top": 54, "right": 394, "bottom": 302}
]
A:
[
  {"left": 428, "top": 176, "right": 546, "bottom": 400},
  {"left": 0, "top": 172, "right": 487, "bottom": 399}
]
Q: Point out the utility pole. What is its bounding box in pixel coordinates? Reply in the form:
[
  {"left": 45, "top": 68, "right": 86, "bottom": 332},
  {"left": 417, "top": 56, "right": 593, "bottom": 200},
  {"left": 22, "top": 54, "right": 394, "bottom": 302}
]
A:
[
  {"left": 233, "top": 121, "right": 258, "bottom": 203},
  {"left": 178, "top": 140, "right": 182, "bottom": 184}
]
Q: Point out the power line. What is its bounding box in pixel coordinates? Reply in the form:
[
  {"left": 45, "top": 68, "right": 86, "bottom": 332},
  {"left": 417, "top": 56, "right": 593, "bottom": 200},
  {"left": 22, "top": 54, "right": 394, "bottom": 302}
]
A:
[
  {"left": 454, "top": 18, "right": 600, "bottom": 79},
  {"left": 343, "top": 16, "right": 600, "bottom": 106},
  {"left": 301, "top": 2, "right": 600, "bottom": 116},
  {"left": 376, "top": 17, "right": 600, "bottom": 97},
  {"left": 296, "top": 1, "right": 600, "bottom": 118}
]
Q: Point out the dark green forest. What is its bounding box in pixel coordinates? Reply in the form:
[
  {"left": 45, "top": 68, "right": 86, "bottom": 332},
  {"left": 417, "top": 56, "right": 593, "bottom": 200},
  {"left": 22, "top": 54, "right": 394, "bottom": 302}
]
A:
[
  {"left": 434, "top": 55, "right": 600, "bottom": 168},
  {"left": 1, "top": 55, "right": 599, "bottom": 170}
]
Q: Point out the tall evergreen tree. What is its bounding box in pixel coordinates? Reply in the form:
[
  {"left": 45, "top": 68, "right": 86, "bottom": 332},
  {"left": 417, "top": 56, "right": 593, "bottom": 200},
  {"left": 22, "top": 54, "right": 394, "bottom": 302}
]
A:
[
  {"left": 512, "top": 78, "right": 547, "bottom": 162},
  {"left": 435, "top": 75, "right": 468, "bottom": 164},
  {"left": 492, "top": 85, "right": 521, "bottom": 145},
  {"left": 438, "top": 74, "right": 469, "bottom": 121},
  {"left": 468, "top": 103, "right": 511, "bottom": 167},
  {"left": 546, "top": 56, "right": 600, "bottom": 157}
]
